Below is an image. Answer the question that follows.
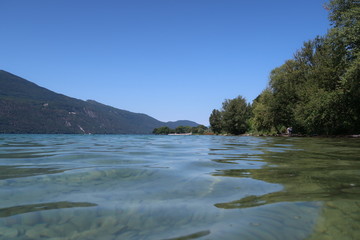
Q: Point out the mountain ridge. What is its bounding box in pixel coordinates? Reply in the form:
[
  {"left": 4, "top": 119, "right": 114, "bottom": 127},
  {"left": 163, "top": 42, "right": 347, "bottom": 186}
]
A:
[{"left": 0, "top": 70, "right": 199, "bottom": 134}]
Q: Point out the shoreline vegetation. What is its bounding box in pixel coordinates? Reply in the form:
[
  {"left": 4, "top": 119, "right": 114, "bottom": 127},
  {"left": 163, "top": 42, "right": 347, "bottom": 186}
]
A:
[
  {"left": 152, "top": 125, "right": 211, "bottom": 135},
  {"left": 210, "top": 0, "right": 360, "bottom": 137},
  {"left": 152, "top": 125, "right": 360, "bottom": 138},
  {"left": 221, "top": 133, "right": 360, "bottom": 138}
]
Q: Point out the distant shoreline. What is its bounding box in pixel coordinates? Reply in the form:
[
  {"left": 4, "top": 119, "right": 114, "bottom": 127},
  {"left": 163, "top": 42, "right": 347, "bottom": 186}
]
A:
[
  {"left": 215, "top": 133, "right": 360, "bottom": 138},
  {"left": 1, "top": 133, "right": 360, "bottom": 138}
]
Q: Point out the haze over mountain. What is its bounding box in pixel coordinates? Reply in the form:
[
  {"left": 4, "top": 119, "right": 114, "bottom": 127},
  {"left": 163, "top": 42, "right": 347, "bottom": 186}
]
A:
[{"left": 0, "top": 70, "right": 198, "bottom": 134}]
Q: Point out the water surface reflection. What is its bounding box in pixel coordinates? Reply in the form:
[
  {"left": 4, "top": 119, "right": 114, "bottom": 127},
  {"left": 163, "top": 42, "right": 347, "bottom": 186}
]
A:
[
  {"left": 0, "top": 135, "right": 359, "bottom": 239},
  {"left": 212, "top": 137, "right": 360, "bottom": 239}
]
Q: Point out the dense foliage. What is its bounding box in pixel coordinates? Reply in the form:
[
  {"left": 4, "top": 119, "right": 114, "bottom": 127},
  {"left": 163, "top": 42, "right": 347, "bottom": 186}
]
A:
[
  {"left": 210, "top": 0, "right": 360, "bottom": 135},
  {"left": 209, "top": 96, "right": 252, "bottom": 135},
  {"left": 153, "top": 125, "right": 208, "bottom": 135}
]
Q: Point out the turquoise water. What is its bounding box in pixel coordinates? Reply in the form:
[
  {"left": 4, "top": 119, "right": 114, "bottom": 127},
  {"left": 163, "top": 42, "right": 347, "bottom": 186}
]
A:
[{"left": 0, "top": 135, "right": 359, "bottom": 240}]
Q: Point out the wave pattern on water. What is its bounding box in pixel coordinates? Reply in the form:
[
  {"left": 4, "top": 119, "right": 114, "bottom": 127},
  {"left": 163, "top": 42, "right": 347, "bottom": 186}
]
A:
[{"left": 0, "top": 135, "right": 359, "bottom": 239}]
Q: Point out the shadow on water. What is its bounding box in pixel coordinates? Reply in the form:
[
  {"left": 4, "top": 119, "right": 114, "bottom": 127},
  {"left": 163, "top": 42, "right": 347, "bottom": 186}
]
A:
[
  {"left": 163, "top": 230, "right": 211, "bottom": 240},
  {"left": 0, "top": 165, "right": 68, "bottom": 180},
  {"left": 0, "top": 201, "right": 97, "bottom": 218},
  {"left": 212, "top": 137, "right": 360, "bottom": 239}
]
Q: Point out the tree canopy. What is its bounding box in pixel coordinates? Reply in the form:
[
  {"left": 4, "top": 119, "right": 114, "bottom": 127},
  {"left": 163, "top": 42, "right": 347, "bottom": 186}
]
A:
[
  {"left": 210, "top": 96, "right": 252, "bottom": 135},
  {"left": 210, "top": 0, "right": 360, "bottom": 135},
  {"left": 153, "top": 125, "right": 209, "bottom": 135}
]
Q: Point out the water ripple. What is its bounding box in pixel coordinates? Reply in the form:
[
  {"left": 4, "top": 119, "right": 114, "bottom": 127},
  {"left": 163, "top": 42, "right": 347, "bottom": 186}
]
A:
[{"left": 0, "top": 135, "right": 359, "bottom": 239}]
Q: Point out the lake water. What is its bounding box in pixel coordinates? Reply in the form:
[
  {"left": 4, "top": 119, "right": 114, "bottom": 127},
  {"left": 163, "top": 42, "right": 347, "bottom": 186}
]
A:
[{"left": 0, "top": 135, "right": 359, "bottom": 240}]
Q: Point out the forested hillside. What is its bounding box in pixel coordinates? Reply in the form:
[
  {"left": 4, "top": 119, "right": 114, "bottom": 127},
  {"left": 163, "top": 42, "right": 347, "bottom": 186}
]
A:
[
  {"left": 0, "top": 70, "right": 198, "bottom": 134},
  {"left": 210, "top": 0, "right": 360, "bottom": 135}
]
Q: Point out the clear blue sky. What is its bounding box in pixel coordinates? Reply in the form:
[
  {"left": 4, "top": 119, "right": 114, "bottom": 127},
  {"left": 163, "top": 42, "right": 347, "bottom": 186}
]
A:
[{"left": 1, "top": 0, "right": 330, "bottom": 125}]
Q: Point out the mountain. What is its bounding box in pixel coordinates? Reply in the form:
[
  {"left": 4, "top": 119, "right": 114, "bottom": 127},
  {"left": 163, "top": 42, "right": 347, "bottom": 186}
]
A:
[{"left": 0, "top": 70, "right": 199, "bottom": 134}]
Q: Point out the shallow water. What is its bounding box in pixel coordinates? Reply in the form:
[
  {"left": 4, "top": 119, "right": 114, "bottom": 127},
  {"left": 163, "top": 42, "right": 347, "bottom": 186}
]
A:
[{"left": 0, "top": 135, "right": 359, "bottom": 240}]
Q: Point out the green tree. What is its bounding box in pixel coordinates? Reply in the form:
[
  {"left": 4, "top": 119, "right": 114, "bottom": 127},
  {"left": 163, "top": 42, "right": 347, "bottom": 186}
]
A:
[
  {"left": 251, "top": 89, "right": 277, "bottom": 133},
  {"left": 152, "top": 126, "right": 171, "bottom": 135},
  {"left": 191, "top": 125, "right": 208, "bottom": 134},
  {"left": 327, "top": 0, "right": 360, "bottom": 132},
  {"left": 327, "top": 0, "right": 360, "bottom": 53},
  {"left": 268, "top": 59, "right": 305, "bottom": 132},
  {"left": 293, "top": 36, "right": 350, "bottom": 134},
  {"left": 222, "top": 96, "right": 251, "bottom": 135},
  {"left": 294, "top": 88, "right": 346, "bottom": 134},
  {"left": 211, "top": 0, "right": 360, "bottom": 135},
  {"left": 209, "top": 109, "right": 223, "bottom": 134},
  {"left": 175, "top": 125, "right": 192, "bottom": 134}
]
